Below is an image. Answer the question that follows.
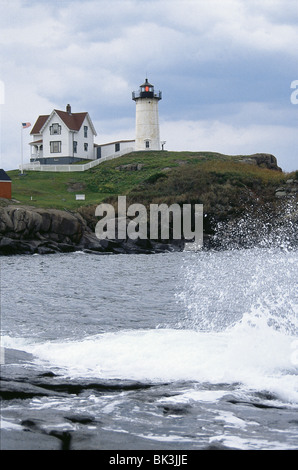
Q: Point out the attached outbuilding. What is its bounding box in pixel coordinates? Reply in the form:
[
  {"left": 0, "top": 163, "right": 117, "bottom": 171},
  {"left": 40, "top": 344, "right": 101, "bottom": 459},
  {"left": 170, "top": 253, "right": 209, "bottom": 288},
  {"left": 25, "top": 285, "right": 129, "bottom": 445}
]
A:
[{"left": 0, "top": 169, "right": 11, "bottom": 199}]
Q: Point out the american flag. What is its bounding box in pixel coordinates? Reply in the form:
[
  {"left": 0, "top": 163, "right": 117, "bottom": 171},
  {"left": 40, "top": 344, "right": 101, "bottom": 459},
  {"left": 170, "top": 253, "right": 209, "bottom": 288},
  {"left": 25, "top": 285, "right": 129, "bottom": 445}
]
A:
[{"left": 22, "top": 122, "right": 31, "bottom": 129}]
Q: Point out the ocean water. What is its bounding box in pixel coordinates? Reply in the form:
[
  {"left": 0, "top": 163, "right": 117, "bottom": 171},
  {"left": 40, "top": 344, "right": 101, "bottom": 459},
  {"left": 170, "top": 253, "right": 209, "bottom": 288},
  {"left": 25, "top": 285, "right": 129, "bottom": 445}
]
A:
[{"left": 1, "top": 247, "right": 297, "bottom": 450}]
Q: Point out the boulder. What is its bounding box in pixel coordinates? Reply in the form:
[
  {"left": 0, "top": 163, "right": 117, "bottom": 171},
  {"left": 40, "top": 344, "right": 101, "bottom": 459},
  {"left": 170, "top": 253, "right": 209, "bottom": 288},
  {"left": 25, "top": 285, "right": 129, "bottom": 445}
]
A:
[
  {"left": 0, "top": 206, "right": 85, "bottom": 255},
  {"left": 115, "top": 163, "right": 144, "bottom": 171},
  {"left": 49, "top": 210, "right": 82, "bottom": 238},
  {"left": 34, "top": 209, "right": 52, "bottom": 232},
  {"left": 240, "top": 153, "right": 282, "bottom": 171},
  {"left": 275, "top": 180, "right": 298, "bottom": 198},
  {"left": 0, "top": 237, "right": 35, "bottom": 255},
  {"left": 0, "top": 208, "right": 14, "bottom": 233}
]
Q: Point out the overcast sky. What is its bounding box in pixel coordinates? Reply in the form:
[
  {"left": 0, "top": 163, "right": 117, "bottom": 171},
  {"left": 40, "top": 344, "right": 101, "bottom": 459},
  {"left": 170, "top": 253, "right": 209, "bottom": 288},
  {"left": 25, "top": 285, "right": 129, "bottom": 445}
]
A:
[{"left": 0, "top": 0, "right": 297, "bottom": 171}]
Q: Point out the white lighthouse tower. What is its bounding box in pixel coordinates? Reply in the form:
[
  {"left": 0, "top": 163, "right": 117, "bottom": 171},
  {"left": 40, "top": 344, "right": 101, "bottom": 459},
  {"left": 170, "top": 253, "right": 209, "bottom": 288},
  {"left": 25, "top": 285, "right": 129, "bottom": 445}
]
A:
[{"left": 132, "top": 78, "right": 162, "bottom": 151}]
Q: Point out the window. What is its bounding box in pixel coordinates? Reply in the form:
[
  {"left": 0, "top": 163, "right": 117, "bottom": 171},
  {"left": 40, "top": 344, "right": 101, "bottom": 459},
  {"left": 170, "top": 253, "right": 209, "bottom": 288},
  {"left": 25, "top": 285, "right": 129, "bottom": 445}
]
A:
[
  {"left": 142, "top": 86, "right": 153, "bottom": 93},
  {"left": 50, "top": 123, "right": 61, "bottom": 135},
  {"left": 115, "top": 143, "right": 120, "bottom": 152},
  {"left": 73, "top": 141, "right": 77, "bottom": 153},
  {"left": 84, "top": 143, "right": 88, "bottom": 151},
  {"left": 145, "top": 140, "right": 150, "bottom": 149},
  {"left": 84, "top": 126, "right": 88, "bottom": 138},
  {"left": 50, "top": 141, "right": 61, "bottom": 153}
]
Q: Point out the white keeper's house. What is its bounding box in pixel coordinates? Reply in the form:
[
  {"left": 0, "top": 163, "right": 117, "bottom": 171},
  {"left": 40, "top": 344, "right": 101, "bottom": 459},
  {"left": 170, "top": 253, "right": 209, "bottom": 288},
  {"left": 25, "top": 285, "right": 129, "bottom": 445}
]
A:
[
  {"left": 30, "top": 104, "right": 98, "bottom": 164},
  {"left": 30, "top": 104, "right": 135, "bottom": 165}
]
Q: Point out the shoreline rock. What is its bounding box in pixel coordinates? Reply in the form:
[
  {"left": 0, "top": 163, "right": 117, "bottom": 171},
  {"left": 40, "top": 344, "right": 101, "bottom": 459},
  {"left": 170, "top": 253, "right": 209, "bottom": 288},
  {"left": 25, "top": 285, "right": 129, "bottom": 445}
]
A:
[
  {"left": 0, "top": 196, "right": 297, "bottom": 256},
  {"left": 0, "top": 206, "right": 187, "bottom": 256}
]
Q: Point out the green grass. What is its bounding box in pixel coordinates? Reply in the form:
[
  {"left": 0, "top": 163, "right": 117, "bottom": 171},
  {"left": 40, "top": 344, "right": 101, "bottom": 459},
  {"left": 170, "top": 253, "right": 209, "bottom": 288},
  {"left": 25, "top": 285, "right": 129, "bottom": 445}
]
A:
[{"left": 6, "top": 151, "right": 291, "bottom": 211}]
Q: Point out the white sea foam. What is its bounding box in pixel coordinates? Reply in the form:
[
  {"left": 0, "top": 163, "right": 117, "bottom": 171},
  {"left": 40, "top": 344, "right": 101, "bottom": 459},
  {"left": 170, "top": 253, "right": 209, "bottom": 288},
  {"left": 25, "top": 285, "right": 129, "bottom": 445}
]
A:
[
  {"left": 3, "top": 307, "right": 297, "bottom": 404},
  {"left": 0, "top": 417, "right": 23, "bottom": 431}
]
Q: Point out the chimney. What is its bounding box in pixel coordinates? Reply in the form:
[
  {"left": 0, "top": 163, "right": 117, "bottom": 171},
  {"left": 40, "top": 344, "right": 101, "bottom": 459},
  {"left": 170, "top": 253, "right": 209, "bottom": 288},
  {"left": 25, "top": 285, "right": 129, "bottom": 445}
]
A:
[{"left": 66, "top": 104, "right": 71, "bottom": 114}]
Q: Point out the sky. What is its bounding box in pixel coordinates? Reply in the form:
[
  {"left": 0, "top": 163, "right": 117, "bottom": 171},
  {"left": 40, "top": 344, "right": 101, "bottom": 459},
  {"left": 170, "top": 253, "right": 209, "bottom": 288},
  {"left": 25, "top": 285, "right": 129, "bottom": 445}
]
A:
[{"left": 0, "top": 0, "right": 297, "bottom": 172}]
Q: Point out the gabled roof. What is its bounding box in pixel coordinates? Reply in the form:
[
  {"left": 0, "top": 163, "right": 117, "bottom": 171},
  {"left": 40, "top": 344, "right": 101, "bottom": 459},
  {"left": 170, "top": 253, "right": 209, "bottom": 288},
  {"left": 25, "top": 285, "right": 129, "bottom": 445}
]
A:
[
  {"left": 54, "top": 110, "right": 89, "bottom": 132},
  {"left": 30, "top": 115, "right": 49, "bottom": 135},
  {"left": 31, "top": 107, "right": 97, "bottom": 136},
  {"left": 0, "top": 169, "right": 11, "bottom": 182}
]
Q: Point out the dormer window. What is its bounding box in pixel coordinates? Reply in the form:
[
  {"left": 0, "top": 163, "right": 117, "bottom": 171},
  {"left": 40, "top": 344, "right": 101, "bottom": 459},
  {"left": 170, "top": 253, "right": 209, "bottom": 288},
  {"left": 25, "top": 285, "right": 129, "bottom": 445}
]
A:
[{"left": 50, "top": 123, "right": 61, "bottom": 135}]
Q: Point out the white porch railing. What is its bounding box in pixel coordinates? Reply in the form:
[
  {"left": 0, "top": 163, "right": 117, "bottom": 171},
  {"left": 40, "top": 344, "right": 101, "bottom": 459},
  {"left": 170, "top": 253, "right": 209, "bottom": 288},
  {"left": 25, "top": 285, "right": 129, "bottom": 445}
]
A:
[{"left": 20, "top": 147, "right": 135, "bottom": 172}]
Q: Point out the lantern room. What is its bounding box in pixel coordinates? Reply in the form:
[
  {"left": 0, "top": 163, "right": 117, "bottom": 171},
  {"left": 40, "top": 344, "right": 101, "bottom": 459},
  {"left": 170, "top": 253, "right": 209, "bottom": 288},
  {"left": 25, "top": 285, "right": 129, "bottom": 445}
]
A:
[{"left": 132, "top": 78, "right": 162, "bottom": 101}]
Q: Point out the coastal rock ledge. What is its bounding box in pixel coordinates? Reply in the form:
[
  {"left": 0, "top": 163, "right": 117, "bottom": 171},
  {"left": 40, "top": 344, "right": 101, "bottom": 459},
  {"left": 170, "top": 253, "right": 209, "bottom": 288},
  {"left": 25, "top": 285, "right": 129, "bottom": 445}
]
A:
[{"left": 0, "top": 206, "right": 183, "bottom": 256}]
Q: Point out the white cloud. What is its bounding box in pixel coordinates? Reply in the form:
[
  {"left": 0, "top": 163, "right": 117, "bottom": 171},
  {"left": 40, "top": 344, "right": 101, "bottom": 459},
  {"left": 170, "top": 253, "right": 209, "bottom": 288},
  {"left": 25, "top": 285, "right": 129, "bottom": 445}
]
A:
[{"left": 95, "top": 117, "right": 135, "bottom": 145}]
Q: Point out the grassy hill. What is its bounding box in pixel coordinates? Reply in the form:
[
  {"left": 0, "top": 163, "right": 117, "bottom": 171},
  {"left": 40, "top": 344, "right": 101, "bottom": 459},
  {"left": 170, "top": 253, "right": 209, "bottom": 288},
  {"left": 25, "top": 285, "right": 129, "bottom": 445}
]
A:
[
  {"left": 4, "top": 150, "right": 297, "bottom": 243},
  {"left": 6, "top": 151, "right": 292, "bottom": 214}
]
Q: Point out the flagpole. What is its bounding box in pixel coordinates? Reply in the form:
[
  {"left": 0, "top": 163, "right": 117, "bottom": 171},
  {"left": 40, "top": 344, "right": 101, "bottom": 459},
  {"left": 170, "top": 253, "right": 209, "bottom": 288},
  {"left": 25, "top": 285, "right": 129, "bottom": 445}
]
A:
[{"left": 21, "top": 123, "right": 23, "bottom": 174}]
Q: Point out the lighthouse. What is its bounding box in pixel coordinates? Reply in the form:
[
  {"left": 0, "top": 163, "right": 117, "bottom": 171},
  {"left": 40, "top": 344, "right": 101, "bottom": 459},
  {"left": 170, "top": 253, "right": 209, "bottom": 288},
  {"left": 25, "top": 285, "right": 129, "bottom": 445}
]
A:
[{"left": 132, "top": 78, "right": 162, "bottom": 151}]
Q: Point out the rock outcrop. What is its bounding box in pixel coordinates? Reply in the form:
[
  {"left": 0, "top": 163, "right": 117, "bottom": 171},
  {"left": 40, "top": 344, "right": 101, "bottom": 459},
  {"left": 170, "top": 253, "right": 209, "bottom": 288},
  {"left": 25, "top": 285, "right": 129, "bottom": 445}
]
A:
[
  {"left": 0, "top": 207, "right": 83, "bottom": 255},
  {"left": 0, "top": 206, "right": 184, "bottom": 256},
  {"left": 239, "top": 154, "right": 282, "bottom": 171},
  {"left": 275, "top": 179, "right": 298, "bottom": 198},
  {"left": 115, "top": 163, "right": 144, "bottom": 171}
]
